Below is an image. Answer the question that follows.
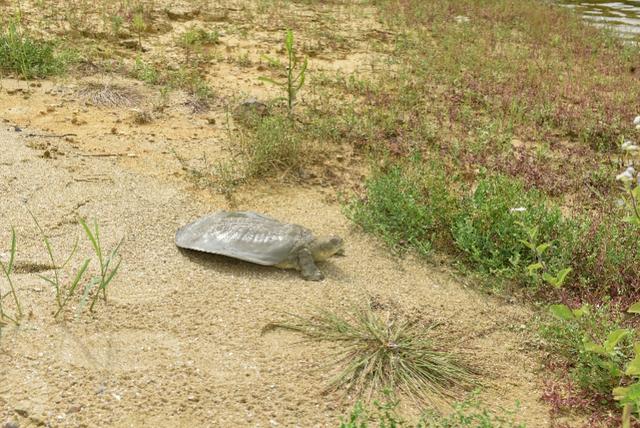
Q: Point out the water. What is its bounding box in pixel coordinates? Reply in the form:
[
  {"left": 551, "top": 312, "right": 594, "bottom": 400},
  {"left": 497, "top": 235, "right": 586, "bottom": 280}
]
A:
[{"left": 556, "top": 1, "right": 640, "bottom": 39}]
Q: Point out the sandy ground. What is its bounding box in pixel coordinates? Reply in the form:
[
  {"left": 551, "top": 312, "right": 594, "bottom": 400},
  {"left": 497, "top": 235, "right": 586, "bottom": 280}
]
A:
[
  {"left": 0, "top": 123, "right": 553, "bottom": 427},
  {"left": 0, "top": 0, "right": 574, "bottom": 426}
]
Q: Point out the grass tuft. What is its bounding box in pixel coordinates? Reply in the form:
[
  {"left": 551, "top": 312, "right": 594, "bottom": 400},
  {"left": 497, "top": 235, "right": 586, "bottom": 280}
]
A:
[
  {"left": 0, "top": 21, "right": 66, "bottom": 79},
  {"left": 240, "top": 115, "right": 304, "bottom": 178},
  {"left": 77, "top": 81, "right": 142, "bottom": 108},
  {"left": 266, "top": 302, "right": 475, "bottom": 405}
]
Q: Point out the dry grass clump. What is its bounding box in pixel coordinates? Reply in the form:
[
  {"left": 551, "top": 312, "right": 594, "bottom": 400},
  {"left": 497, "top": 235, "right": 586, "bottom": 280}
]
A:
[
  {"left": 266, "top": 302, "right": 475, "bottom": 405},
  {"left": 77, "top": 81, "right": 142, "bottom": 108}
]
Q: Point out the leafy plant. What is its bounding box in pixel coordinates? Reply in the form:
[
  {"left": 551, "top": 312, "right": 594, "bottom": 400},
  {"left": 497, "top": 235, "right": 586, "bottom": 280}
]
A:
[
  {"left": 613, "top": 302, "right": 640, "bottom": 428},
  {"left": 0, "top": 227, "right": 22, "bottom": 325},
  {"left": 266, "top": 302, "right": 474, "bottom": 404},
  {"left": 452, "top": 175, "right": 566, "bottom": 282},
  {"left": 541, "top": 302, "right": 633, "bottom": 397},
  {"left": 133, "top": 57, "right": 159, "bottom": 84},
  {"left": 260, "top": 30, "right": 308, "bottom": 115},
  {"left": 518, "top": 222, "right": 572, "bottom": 289}
]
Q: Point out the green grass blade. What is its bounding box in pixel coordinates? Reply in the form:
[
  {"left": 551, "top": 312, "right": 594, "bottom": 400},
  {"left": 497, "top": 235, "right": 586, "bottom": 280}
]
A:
[{"left": 7, "top": 227, "right": 16, "bottom": 275}]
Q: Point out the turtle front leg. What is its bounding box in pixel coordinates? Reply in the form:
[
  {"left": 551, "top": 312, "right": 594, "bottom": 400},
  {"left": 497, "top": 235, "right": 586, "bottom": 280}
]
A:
[{"left": 298, "top": 248, "right": 324, "bottom": 281}]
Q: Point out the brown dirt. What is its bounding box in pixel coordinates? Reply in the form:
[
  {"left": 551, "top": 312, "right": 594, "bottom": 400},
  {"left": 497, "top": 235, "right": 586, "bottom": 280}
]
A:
[{"left": 0, "top": 0, "right": 575, "bottom": 426}]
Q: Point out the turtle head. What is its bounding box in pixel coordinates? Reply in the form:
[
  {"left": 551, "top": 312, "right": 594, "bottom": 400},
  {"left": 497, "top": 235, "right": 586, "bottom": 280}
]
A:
[{"left": 310, "top": 236, "right": 344, "bottom": 261}]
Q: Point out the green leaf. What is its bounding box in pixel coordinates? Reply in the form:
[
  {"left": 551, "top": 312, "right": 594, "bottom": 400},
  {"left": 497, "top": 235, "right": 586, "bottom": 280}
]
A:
[
  {"left": 549, "top": 304, "right": 574, "bottom": 321},
  {"left": 66, "top": 258, "right": 90, "bottom": 298},
  {"left": 628, "top": 302, "right": 640, "bottom": 314},
  {"left": 518, "top": 239, "right": 535, "bottom": 252},
  {"left": 572, "top": 304, "right": 590, "bottom": 319},
  {"left": 604, "top": 329, "right": 631, "bottom": 353},
  {"left": 536, "top": 242, "right": 551, "bottom": 255},
  {"left": 542, "top": 272, "right": 558, "bottom": 287},
  {"left": 555, "top": 267, "right": 572, "bottom": 287},
  {"left": 625, "top": 355, "right": 640, "bottom": 376},
  {"left": 526, "top": 262, "right": 543, "bottom": 275},
  {"left": 615, "top": 383, "right": 640, "bottom": 403},
  {"left": 614, "top": 386, "right": 630, "bottom": 401},
  {"left": 7, "top": 227, "right": 16, "bottom": 275},
  {"left": 583, "top": 340, "right": 607, "bottom": 355},
  {"left": 624, "top": 215, "right": 640, "bottom": 225},
  {"left": 258, "top": 76, "right": 285, "bottom": 87}
]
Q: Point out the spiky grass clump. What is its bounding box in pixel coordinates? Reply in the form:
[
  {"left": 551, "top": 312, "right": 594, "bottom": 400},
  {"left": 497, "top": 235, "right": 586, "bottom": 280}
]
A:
[
  {"left": 268, "top": 303, "right": 475, "bottom": 404},
  {"left": 77, "top": 82, "right": 142, "bottom": 108}
]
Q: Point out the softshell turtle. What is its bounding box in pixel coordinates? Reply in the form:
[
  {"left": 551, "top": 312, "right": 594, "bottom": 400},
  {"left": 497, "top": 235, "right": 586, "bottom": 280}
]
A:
[{"left": 175, "top": 211, "right": 344, "bottom": 281}]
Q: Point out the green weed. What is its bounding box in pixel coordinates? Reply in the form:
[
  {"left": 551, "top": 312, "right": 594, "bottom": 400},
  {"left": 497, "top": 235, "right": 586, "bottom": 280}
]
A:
[
  {"left": 260, "top": 30, "right": 308, "bottom": 115},
  {"left": 178, "top": 26, "right": 219, "bottom": 63},
  {"left": 133, "top": 57, "right": 159, "bottom": 84},
  {"left": 80, "top": 218, "right": 123, "bottom": 312},
  {"left": 540, "top": 303, "right": 632, "bottom": 397}
]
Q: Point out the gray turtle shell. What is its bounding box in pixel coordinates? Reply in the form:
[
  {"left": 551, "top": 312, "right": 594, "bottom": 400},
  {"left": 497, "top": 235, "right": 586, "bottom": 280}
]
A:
[{"left": 175, "top": 211, "right": 315, "bottom": 266}]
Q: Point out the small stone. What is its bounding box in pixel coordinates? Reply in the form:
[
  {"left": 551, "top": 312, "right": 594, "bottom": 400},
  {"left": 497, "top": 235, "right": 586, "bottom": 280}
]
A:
[
  {"left": 166, "top": 6, "right": 200, "bottom": 21},
  {"left": 67, "top": 405, "right": 82, "bottom": 414},
  {"left": 3, "top": 421, "right": 19, "bottom": 428}
]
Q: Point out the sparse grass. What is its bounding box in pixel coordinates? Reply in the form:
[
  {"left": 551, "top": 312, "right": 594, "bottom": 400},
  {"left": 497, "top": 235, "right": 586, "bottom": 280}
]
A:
[
  {"left": 80, "top": 218, "right": 123, "bottom": 312},
  {"left": 0, "top": 227, "right": 22, "bottom": 325},
  {"left": 30, "top": 211, "right": 122, "bottom": 318},
  {"left": 0, "top": 21, "right": 66, "bottom": 79},
  {"left": 178, "top": 26, "right": 219, "bottom": 63},
  {"left": 266, "top": 302, "right": 474, "bottom": 405},
  {"left": 340, "top": 391, "right": 525, "bottom": 427}
]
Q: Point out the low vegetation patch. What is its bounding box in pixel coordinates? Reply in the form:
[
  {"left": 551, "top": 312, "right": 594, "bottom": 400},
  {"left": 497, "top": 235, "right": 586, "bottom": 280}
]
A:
[
  {"left": 0, "top": 21, "right": 67, "bottom": 79},
  {"left": 344, "top": 156, "right": 457, "bottom": 256},
  {"left": 452, "top": 175, "right": 567, "bottom": 284}
]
